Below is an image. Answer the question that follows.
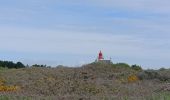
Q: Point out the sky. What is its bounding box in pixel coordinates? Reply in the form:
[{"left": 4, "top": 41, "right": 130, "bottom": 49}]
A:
[{"left": 0, "top": 0, "right": 170, "bottom": 69}]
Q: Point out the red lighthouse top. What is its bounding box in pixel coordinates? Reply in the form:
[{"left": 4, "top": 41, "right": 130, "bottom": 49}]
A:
[{"left": 98, "top": 51, "right": 104, "bottom": 60}]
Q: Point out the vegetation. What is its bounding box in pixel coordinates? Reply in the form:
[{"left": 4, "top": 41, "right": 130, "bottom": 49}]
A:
[
  {"left": 131, "top": 64, "right": 142, "bottom": 71},
  {"left": 0, "top": 60, "right": 25, "bottom": 69},
  {"left": 31, "top": 64, "right": 47, "bottom": 67},
  {"left": 128, "top": 74, "right": 139, "bottom": 83},
  {"left": 0, "top": 62, "right": 169, "bottom": 100}
]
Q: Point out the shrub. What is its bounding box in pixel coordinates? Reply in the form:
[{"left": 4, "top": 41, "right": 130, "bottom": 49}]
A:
[
  {"left": 159, "top": 68, "right": 167, "bottom": 71},
  {"left": 137, "top": 70, "right": 160, "bottom": 80},
  {"left": 115, "top": 63, "right": 130, "bottom": 68},
  {"left": 158, "top": 75, "right": 170, "bottom": 82},
  {"left": 158, "top": 69, "right": 170, "bottom": 82},
  {"left": 131, "top": 64, "right": 142, "bottom": 71},
  {"left": 128, "top": 74, "right": 139, "bottom": 83},
  {"left": 0, "top": 77, "right": 20, "bottom": 92},
  {"left": 137, "top": 69, "right": 170, "bottom": 82},
  {"left": 0, "top": 85, "right": 19, "bottom": 92}
]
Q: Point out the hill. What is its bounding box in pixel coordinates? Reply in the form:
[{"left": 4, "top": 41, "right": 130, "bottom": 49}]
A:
[{"left": 0, "top": 63, "right": 170, "bottom": 100}]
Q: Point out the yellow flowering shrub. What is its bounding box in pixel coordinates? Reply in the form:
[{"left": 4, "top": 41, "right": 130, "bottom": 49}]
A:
[
  {"left": 128, "top": 75, "right": 139, "bottom": 83},
  {"left": 0, "top": 85, "right": 19, "bottom": 92},
  {"left": 0, "top": 78, "right": 20, "bottom": 92}
]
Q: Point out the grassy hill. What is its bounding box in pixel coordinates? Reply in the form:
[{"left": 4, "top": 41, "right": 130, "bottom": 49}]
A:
[{"left": 0, "top": 63, "right": 170, "bottom": 100}]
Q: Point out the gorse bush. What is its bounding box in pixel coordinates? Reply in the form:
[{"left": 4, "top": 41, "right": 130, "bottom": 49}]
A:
[
  {"left": 128, "top": 74, "right": 139, "bottom": 83},
  {"left": 0, "top": 85, "right": 19, "bottom": 92},
  {"left": 0, "top": 77, "right": 20, "bottom": 92}
]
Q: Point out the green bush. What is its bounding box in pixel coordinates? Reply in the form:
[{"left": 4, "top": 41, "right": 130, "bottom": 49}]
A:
[
  {"left": 115, "top": 63, "right": 130, "bottom": 68},
  {"left": 137, "top": 70, "right": 160, "bottom": 80},
  {"left": 131, "top": 64, "right": 142, "bottom": 71},
  {"left": 137, "top": 70, "right": 170, "bottom": 82},
  {"left": 158, "top": 69, "right": 170, "bottom": 82},
  {"left": 159, "top": 68, "right": 167, "bottom": 71}
]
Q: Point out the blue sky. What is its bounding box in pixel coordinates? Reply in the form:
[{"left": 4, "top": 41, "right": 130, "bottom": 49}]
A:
[{"left": 0, "top": 0, "right": 170, "bottom": 68}]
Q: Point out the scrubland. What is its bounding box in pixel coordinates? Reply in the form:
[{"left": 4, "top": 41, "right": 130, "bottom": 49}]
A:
[{"left": 0, "top": 63, "right": 170, "bottom": 100}]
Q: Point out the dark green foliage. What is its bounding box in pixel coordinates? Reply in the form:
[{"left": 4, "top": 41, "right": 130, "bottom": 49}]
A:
[
  {"left": 16, "top": 62, "right": 25, "bottom": 68},
  {"left": 159, "top": 68, "right": 167, "bottom": 71},
  {"left": 32, "top": 64, "right": 47, "bottom": 67},
  {"left": 0, "top": 60, "right": 25, "bottom": 69},
  {"left": 131, "top": 64, "right": 142, "bottom": 71}
]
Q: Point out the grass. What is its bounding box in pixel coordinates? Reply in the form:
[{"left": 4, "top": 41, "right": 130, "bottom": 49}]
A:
[{"left": 0, "top": 63, "right": 169, "bottom": 100}]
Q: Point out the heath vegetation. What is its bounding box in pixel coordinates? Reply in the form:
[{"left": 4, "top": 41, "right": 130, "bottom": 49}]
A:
[{"left": 0, "top": 61, "right": 170, "bottom": 100}]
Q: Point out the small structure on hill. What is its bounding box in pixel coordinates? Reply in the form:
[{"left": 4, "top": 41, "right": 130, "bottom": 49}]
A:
[{"left": 95, "top": 51, "right": 112, "bottom": 64}]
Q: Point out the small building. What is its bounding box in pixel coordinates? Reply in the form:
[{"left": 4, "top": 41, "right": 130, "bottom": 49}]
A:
[{"left": 95, "top": 51, "right": 112, "bottom": 64}]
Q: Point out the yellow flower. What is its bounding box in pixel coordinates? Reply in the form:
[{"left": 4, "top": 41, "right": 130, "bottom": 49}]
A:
[{"left": 128, "top": 75, "right": 139, "bottom": 83}]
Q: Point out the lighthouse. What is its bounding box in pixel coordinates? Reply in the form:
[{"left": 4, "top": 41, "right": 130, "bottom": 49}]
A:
[
  {"left": 96, "top": 50, "right": 112, "bottom": 64},
  {"left": 98, "top": 50, "right": 104, "bottom": 61}
]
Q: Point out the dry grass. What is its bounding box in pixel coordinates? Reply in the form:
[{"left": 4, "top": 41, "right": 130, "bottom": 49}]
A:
[{"left": 0, "top": 63, "right": 169, "bottom": 100}]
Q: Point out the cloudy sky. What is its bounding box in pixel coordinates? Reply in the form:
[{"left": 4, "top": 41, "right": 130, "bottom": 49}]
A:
[{"left": 0, "top": 0, "right": 170, "bottom": 68}]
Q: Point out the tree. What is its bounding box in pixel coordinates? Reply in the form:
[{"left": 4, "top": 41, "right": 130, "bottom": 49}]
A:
[
  {"left": 0, "top": 60, "right": 25, "bottom": 69},
  {"left": 16, "top": 62, "right": 25, "bottom": 68}
]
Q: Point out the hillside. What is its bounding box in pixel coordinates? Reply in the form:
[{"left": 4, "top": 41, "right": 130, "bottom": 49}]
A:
[{"left": 0, "top": 63, "right": 170, "bottom": 100}]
